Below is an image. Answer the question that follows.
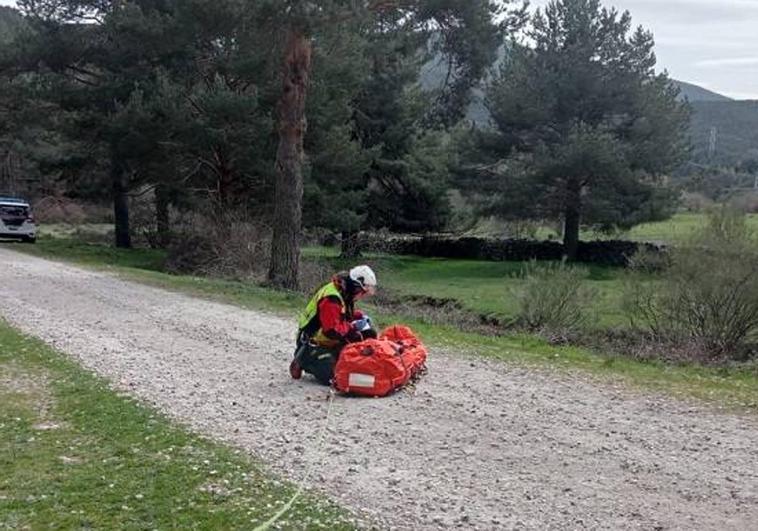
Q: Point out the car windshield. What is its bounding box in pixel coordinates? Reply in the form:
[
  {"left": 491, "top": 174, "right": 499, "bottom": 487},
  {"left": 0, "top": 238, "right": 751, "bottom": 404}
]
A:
[{"left": 0, "top": 205, "right": 29, "bottom": 218}]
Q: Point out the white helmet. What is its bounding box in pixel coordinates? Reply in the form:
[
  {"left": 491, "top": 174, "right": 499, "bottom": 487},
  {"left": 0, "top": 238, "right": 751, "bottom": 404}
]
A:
[{"left": 349, "top": 265, "right": 377, "bottom": 294}]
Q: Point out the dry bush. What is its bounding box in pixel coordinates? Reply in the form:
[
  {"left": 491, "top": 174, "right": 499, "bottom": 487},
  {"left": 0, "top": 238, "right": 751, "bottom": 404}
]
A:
[
  {"left": 626, "top": 246, "right": 670, "bottom": 274},
  {"left": 503, "top": 219, "right": 542, "bottom": 240},
  {"left": 302, "top": 228, "right": 337, "bottom": 248},
  {"left": 624, "top": 207, "right": 758, "bottom": 360},
  {"left": 129, "top": 195, "right": 163, "bottom": 248},
  {"left": 589, "top": 328, "right": 717, "bottom": 366},
  {"left": 80, "top": 203, "right": 113, "bottom": 223},
  {"left": 32, "top": 197, "right": 87, "bottom": 224},
  {"left": 513, "top": 260, "right": 596, "bottom": 338},
  {"left": 621, "top": 248, "right": 672, "bottom": 335},
  {"left": 166, "top": 212, "right": 271, "bottom": 279},
  {"left": 298, "top": 258, "right": 334, "bottom": 296},
  {"left": 729, "top": 192, "right": 758, "bottom": 214},
  {"left": 680, "top": 191, "right": 714, "bottom": 213}
]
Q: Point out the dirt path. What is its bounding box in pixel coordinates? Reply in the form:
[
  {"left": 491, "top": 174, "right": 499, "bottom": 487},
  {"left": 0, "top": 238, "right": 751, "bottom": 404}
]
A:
[{"left": 0, "top": 247, "right": 756, "bottom": 530}]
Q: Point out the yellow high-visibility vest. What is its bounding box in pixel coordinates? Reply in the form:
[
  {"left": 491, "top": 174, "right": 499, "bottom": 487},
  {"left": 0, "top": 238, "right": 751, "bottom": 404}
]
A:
[{"left": 298, "top": 281, "right": 345, "bottom": 348}]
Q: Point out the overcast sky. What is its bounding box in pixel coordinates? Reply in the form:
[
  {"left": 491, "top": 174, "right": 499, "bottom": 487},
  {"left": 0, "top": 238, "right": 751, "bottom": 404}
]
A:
[
  {"left": 2, "top": 0, "right": 756, "bottom": 99},
  {"left": 527, "top": 0, "right": 758, "bottom": 100}
]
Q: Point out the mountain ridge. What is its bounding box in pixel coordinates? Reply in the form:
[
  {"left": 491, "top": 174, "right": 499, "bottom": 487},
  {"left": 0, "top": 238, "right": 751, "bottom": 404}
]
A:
[{"left": 672, "top": 81, "right": 733, "bottom": 103}]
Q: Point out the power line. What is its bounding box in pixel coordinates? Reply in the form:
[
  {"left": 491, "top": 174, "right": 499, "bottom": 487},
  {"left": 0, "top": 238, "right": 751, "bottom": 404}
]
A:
[{"left": 708, "top": 127, "right": 718, "bottom": 160}]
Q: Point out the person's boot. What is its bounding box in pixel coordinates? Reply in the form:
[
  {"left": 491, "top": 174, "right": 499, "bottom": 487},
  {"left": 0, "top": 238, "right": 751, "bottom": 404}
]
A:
[{"left": 289, "top": 358, "right": 303, "bottom": 380}]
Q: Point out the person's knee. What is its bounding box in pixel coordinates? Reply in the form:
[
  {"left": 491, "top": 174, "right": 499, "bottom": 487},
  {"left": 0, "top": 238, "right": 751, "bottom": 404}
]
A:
[
  {"left": 300, "top": 347, "right": 337, "bottom": 385},
  {"left": 310, "top": 359, "right": 335, "bottom": 385}
]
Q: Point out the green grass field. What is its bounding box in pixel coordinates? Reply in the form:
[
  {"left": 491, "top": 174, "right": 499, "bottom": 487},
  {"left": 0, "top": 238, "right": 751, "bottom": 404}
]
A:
[
  {"left": 0, "top": 321, "right": 354, "bottom": 530},
  {"left": 305, "top": 249, "right": 631, "bottom": 329},
  {"left": 480, "top": 213, "right": 758, "bottom": 245},
  {"left": 8, "top": 235, "right": 758, "bottom": 411},
  {"left": 626, "top": 213, "right": 758, "bottom": 243},
  {"left": 308, "top": 212, "right": 758, "bottom": 327}
]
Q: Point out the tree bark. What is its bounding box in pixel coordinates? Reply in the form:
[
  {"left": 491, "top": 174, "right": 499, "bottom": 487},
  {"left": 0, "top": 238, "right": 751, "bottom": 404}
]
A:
[
  {"left": 340, "top": 230, "right": 362, "bottom": 259},
  {"left": 155, "top": 183, "right": 170, "bottom": 248},
  {"left": 112, "top": 160, "right": 131, "bottom": 249},
  {"left": 215, "top": 149, "right": 235, "bottom": 221},
  {"left": 215, "top": 164, "right": 235, "bottom": 239},
  {"left": 563, "top": 179, "right": 582, "bottom": 261},
  {"left": 268, "top": 28, "right": 312, "bottom": 290}
]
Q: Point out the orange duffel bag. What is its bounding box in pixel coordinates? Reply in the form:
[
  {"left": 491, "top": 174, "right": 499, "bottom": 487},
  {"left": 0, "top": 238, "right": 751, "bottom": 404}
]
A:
[{"left": 333, "top": 325, "right": 428, "bottom": 397}]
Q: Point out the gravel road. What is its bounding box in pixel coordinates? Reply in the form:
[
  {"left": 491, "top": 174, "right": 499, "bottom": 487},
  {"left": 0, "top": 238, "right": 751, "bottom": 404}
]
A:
[{"left": 0, "top": 247, "right": 756, "bottom": 530}]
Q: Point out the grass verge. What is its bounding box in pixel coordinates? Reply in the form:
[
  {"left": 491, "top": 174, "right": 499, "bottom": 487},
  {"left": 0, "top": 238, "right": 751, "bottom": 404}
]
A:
[
  {"left": 0, "top": 320, "right": 354, "bottom": 530},
  {"left": 7, "top": 237, "right": 758, "bottom": 412}
]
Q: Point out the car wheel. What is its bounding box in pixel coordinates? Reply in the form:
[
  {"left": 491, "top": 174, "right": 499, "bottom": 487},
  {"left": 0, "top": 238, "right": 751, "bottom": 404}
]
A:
[{"left": 22, "top": 236, "right": 36, "bottom": 244}]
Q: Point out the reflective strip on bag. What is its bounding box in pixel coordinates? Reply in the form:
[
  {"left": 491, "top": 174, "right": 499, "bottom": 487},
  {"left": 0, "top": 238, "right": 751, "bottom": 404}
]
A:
[{"left": 348, "top": 373, "right": 376, "bottom": 388}]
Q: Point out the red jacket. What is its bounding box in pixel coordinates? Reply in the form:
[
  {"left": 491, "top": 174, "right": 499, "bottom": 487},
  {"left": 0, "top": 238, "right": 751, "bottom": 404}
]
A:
[{"left": 318, "top": 297, "right": 364, "bottom": 344}]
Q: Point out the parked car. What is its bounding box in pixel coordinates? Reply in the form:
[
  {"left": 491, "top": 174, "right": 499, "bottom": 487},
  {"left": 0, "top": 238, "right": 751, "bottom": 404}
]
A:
[{"left": 0, "top": 197, "right": 36, "bottom": 243}]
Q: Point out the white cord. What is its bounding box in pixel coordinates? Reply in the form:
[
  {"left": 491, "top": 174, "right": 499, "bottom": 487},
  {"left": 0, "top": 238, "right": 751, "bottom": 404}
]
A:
[{"left": 253, "top": 389, "right": 337, "bottom": 531}]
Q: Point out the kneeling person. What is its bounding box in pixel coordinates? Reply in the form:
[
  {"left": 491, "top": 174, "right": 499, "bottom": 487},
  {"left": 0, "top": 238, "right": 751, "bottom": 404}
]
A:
[{"left": 290, "top": 265, "right": 378, "bottom": 385}]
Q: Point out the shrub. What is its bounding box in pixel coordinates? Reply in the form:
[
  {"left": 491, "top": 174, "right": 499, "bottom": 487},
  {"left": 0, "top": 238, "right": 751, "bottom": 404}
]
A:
[
  {"left": 298, "top": 258, "right": 334, "bottom": 295},
  {"left": 626, "top": 245, "right": 671, "bottom": 274},
  {"left": 32, "top": 197, "right": 112, "bottom": 225},
  {"left": 729, "top": 192, "right": 758, "bottom": 214},
  {"left": 129, "top": 195, "right": 164, "bottom": 249},
  {"left": 624, "top": 207, "right": 758, "bottom": 360},
  {"left": 165, "top": 212, "right": 270, "bottom": 279},
  {"left": 514, "top": 260, "right": 595, "bottom": 338},
  {"left": 33, "top": 196, "right": 87, "bottom": 224},
  {"left": 503, "top": 219, "right": 542, "bottom": 240},
  {"left": 680, "top": 191, "right": 714, "bottom": 213},
  {"left": 80, "top": 203, "right": 114, "bottom": 223}
]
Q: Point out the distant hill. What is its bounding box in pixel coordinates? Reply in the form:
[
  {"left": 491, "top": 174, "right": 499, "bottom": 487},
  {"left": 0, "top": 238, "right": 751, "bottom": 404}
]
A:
[
  {"left": 461, "top": 80, "right": 752, "bottom": 147},
  {"left": 422, "top": 53, "right": 756, "bottom": 167},
  {"left": 421, "top": 47, "right": 743, "bottom": 127},
  {"left": 670, "top": 83, "right": 757, "bottom": 168},
  {"left": 673, "top": 81, "right": 732, "bottom": 103},
  {"left": 689, "top": 100, "right": 758, "bottom": 165}
]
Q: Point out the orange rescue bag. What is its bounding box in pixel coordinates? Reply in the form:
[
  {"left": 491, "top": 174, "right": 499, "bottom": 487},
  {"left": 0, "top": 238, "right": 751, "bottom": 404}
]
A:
[{"left": 332, "top": 325, "right": 428, "bottom": 397}]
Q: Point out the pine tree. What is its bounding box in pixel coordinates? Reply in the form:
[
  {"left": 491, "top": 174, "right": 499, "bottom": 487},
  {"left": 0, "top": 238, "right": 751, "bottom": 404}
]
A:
[
  {"left": 267, "top": 0, "right": 520, "bottom": 288},
  {"left": 15, "top": 0, "right": 193, "bottom": 247},
  {"left": 463, "top": 0, "right": 689, "bottom": 259}
]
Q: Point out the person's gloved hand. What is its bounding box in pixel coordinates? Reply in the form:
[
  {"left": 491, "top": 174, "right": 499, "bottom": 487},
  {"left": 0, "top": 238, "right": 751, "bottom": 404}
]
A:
[
  {"left": 346, "top": 328, "right": 364, "bottom": 343},
  {"left": 351, "top": 318, "right": 372, "bottom": 333}
]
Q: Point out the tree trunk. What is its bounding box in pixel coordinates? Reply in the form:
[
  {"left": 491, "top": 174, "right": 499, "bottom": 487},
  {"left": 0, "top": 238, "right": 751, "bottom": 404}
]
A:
[
  {"left": 563, "top": 180, "right": 582, "bottom": 261},
  {"left": 215, "top": 151, "right": 235, "bottom": 230},
  {"left": 214, "top": 168, "right": 234, "bottom": 239},
  {"left": 340, "top": 230, "right": 362, "bottom": 259},
  {"left": 155, "top": 184, "right": 170, "bottom": 248},
  {"left": 112, "top": 160, "right": 131, "bottom": 249},
  {"left": 268, "top": 28, "right": 312, "bottom": 290}
]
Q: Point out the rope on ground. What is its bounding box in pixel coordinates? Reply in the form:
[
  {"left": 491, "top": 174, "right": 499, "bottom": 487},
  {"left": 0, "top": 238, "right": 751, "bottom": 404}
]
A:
[{"left": 253, "top": 389, "right": 336, "bottom": 531}]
